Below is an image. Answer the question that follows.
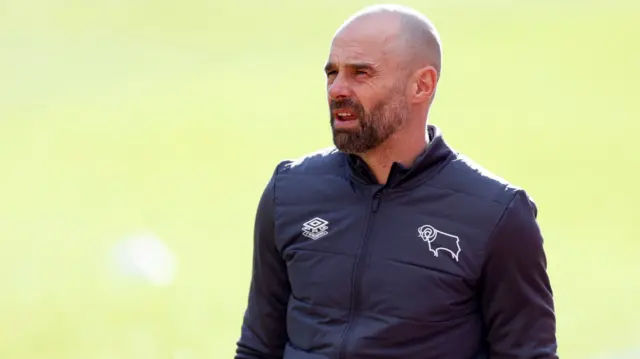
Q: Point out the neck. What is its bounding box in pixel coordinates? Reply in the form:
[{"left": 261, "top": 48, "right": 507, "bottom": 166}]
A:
[{"left": 360, "top": 124, "right": 428, "bottom": 184}]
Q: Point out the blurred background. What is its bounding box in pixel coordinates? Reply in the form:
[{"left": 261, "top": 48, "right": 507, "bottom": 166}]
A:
[{"left": 1, "top": 0, "right": 639, "bottom": 358}]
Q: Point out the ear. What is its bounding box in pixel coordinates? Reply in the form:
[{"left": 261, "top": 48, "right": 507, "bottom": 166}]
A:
[{"left": 410, "top": 66, "right": 438, "bottom": 104}]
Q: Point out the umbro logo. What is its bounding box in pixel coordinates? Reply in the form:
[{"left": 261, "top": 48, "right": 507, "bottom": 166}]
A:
[{"left": 302, "top": 217, "right": 329, "bottom": 240}]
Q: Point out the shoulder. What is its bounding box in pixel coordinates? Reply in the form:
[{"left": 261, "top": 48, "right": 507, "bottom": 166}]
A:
[
  {"left": 268, "top": 147, "right": 353, "bottom": 207},
  {"left": 432, "top": 153, "right": 535, "bottom": 209},
  {"left": 273, "top": 146, "right": 347, "bottom": 178}
]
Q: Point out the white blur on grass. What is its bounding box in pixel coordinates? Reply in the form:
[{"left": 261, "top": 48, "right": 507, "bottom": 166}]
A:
[{"left": 108, "top": 232, "right": 178, "bottom": 287}]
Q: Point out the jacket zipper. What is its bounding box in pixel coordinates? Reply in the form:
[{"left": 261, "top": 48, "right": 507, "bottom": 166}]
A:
[{"left": 337, "top": 190, "right": 383, "bottom": 359}]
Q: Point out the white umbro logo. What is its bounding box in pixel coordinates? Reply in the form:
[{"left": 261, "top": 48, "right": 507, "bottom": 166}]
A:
[{"left": 302, "top": 217, "right": 329, "bottom": 240}]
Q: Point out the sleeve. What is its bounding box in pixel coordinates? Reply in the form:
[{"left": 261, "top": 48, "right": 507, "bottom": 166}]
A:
[
  {"left": 479, "top": 190, "right": 558, "bottom": 359},
  {"left": 235, "top": 169, "right": 291, "bottom": 359}
]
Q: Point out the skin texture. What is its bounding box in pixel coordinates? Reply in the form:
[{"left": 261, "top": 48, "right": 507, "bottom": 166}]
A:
[{"left": 325, "top": 5, "right": 442, "bottom": 184}]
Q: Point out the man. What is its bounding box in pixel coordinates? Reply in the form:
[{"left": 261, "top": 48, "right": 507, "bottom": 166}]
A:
[{"left": 235, "top": 4, "right": 557, "bottom": 359}]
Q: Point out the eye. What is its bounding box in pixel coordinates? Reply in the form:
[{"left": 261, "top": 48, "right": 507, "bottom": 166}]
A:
[
  {"left": 326, "top": 70, "right": 337, "bottom": 77},
  {"left": 355, "top": 70, "right": 368, "bottom": 77}
]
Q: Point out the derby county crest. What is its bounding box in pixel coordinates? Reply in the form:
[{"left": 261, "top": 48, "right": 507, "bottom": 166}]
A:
[{"left": 417, "top": 224, "right": 461, "bottom": 262}]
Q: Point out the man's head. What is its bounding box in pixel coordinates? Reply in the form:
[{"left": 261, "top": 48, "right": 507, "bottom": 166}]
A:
[{"left": 325, "top": 5, "right": 442, "bottom": 154}]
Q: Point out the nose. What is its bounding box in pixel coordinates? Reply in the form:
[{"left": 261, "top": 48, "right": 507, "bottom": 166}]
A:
[{"left": 328, "top": 74, "right": 352, "bottom": 100}]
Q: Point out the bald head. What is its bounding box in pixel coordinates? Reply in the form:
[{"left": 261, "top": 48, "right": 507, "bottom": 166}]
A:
[
  {"left": 325, "top": 5, "right": 442, "bottom": 155},
  {"left": 335, "top": 4, "right": 442, "bottom": 77}
]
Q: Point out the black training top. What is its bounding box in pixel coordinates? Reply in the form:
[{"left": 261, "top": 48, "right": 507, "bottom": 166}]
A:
[{"left": 235, "top": 125, "right": 558, "bottom": 359}]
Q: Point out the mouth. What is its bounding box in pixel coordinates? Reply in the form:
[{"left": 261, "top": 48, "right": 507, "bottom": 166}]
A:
[{"left": 332, "top": 108, "right": 359, "bottom": 128}]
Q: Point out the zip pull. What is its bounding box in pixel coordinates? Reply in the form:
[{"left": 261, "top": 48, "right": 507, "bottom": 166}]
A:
[{"left": 372, "top": 192, "right": 382, "bottom": 212}]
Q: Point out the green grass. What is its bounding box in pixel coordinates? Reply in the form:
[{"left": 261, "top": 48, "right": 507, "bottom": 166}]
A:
[{"left": 1, "top": 1, "right": 639, "bottom": 358}]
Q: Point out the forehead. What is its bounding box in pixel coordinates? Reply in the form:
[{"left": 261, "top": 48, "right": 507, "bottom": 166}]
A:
[{"left": 327, "top": 18, "right": 401, "bottom": 66}]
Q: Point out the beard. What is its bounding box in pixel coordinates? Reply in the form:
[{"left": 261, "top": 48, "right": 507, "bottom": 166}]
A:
[{"left": 330, "top": 91, "right": 407, "bottom": 154}]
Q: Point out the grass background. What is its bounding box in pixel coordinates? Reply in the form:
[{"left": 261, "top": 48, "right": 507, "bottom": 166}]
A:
[{"left": 1, "top": 0, "right": 639, "bottom": 358}]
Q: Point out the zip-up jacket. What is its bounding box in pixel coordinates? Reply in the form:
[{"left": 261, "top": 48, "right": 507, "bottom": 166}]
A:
[{"left": 235, "top": 125, "right": 558, "bottom": 359}]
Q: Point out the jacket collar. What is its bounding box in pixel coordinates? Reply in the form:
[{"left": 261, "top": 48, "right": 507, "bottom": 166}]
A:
[{"left": 345, "top": 125, "right": 455, "bottom": 189}]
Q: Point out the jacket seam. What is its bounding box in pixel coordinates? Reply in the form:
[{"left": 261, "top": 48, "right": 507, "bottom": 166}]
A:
[
  {"left": 478, "top": 190, "right": 521, "bottom": 272},
  {"left": 389, "top": 178, "right": 515, "bottom": 206},
  {"left": 290, "top": 294, "right": 472, "bottom": 325},
  {"left": 401, "top": 182, "right": 515, "bottom": 205},
  {"left": 272, "top": 162, "right": 286, "bottom": 255}
]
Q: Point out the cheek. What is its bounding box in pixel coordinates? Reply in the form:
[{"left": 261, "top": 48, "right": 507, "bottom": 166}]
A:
[
  {"left": 378, "top": 96, "right": 408, "bottom": 124},
  {"left": 358, "top": 95, "right": 384, "bottom": 116},
  {"left": 352, "top": 79, "right": 381, "bottom": 101}
]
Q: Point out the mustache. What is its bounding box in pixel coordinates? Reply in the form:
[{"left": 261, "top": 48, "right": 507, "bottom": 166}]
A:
[{"left": 330, "top": 98, "right": 363, "bottom": 111}]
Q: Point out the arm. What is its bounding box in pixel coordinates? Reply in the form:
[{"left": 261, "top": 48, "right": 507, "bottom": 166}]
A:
[
  {"left": 480, "top": 190, "right": 558, "bottom": 359},
  {"left": 235, "top": 171, "right": 291, "bottom": 359}
]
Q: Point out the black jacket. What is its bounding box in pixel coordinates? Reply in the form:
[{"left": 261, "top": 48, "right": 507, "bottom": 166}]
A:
[{"left": 235, "top": 125, "right": 558, "bottom": 359}]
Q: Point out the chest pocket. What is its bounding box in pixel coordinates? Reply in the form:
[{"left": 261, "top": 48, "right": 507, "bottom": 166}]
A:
[
  {"left": 357, "top": 210, "right": 487, "bottom": 324},
  {"left": 277, "top": 208, "right": 367, "bottom": 311},
  {"left": 274, "top": 174, "right": 370, "bottom": 311}
]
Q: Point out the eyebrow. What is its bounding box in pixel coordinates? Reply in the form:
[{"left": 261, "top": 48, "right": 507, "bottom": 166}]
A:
[{"left": 324, "top": 62, "right": 376, "bottom": 74}]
